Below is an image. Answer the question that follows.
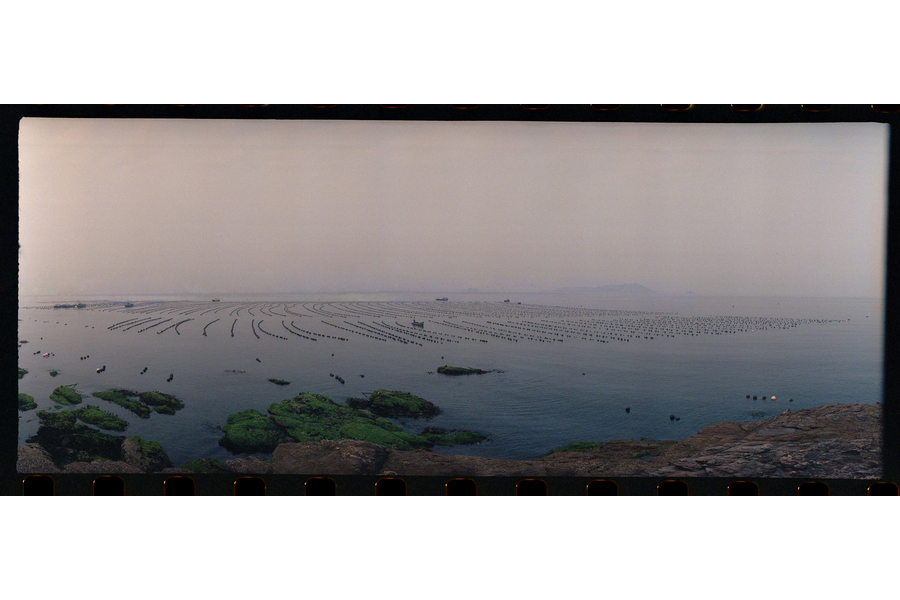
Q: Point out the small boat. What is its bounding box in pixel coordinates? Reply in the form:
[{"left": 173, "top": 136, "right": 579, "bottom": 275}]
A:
[
  {"left": 436, "top": 297, "right": 448, "bottom": 301},
  {"left": 412, "top": 320, "right": 424, "bottom": 328},
  {"left": 42, "top": 353, "right": 50, "bottom": 358}
]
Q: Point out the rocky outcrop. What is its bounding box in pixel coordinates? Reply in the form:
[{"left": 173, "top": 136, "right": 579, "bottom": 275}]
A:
[
  {"left": 644, "top": 403, "right": 882, "bottom": 478},
  {"left": 17, "top": 403, "right": 882, "bottom": 478},
  {"left": 120, "top": 436, "right": 173, "bottom": 471},
  {"left": 223, "top": 404, "right": 882, "bottom": 478}
]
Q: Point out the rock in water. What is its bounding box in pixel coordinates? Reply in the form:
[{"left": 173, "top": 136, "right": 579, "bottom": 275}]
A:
[{"left": 121, "top": 436, "right": 173, "bottom": 471}]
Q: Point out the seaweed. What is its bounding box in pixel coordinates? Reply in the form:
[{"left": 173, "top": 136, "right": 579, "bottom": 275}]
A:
[
  {"left": 219, "top": 391, "right": 485, "bottom": 454},
  {"left": 351, "top": 390, "right": 442, "bottom": 419},
  {"left": 72, "top": 405, "right": 129, "bottom": 431},
  {"left": 18, "top": 393, "right": 37, "bottom": 411},
  {"left": 138, "top": 391, "right": 185, "bottom": 413},
  {"left": 92, "top": 390, "right": 152, "bottom": 419},
  {"left": 50, "top": 385, "right": 82, "bottom": 406}
]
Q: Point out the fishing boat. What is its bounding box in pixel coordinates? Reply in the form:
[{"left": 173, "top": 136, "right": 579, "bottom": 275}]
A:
[
  {"left": 412, "top": 320, "right": 425, "bottom": 328},
  {"left": 436, "top": 297, "right": 448, "bottom": 301}
]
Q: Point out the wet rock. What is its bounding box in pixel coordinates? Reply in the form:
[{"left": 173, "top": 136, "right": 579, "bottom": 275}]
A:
[
  {"left": 16, "top": 443, "right": 60, "bottom": 473},
  {"left": 120, "top": 436, "right": 173, "bottom": 471},
  {"left": 138, "top": 391, "right": 185, "bottom": 414},
  {"left": 225, "top": 456, "right": 273, "bottom": 474},
  {"left": 64, "top": 460, "right": 143, "bottom": 474},
  {"left": 18, "top": 393, "right": 37, "bottom": 411},
  {"left": 270, "top": 440, "right": 391, "bottom": 475},
  {"left": 219, "top": 408, "right": 290, "bottom": 454},
  {"left": 436, "top": 365, "right": 493, "bottom": 376},
  {"left": 219, "top": 392, "right": 484, "bottom": 454},
  {"left": 72, "top": 405, "right": 129, "bottom": 431},
  {"left": 349, "top": 389, "right": 442, "bottom": 419},
  {"left": 27, "top": 410, "right": 126, "bottom": 467},
  {"left": 50, "top": 385, "right": 82, "bottom": 406},
  {"left": 92, "top": 389, "right": 151, "bottom": 419},
  {"left": 182, "top": 458, "right": 232, "bottom": 473}
]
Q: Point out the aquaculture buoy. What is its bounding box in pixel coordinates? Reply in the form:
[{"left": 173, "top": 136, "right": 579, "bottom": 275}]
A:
[
  {"left": 771, "top": 396, "right": 776, "bottom": 401},
  {"left": 670, "top": 415, "right": 675, "bottom": 421},
  {"left": 625, "top": 407, "right": 630, "bottom": 413}
]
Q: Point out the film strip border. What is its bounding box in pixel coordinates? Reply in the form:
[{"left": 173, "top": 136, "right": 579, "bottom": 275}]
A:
[
  {"left": 16, "top": 474, "right": 900, "bottom": 496},
  {"left": 3, "top": 104, "right": 898, "bottom": 495}
]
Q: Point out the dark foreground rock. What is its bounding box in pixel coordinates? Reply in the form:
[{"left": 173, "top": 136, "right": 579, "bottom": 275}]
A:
[
  {"left": 20, "top": 407, "right": 173, "bottom": 473},
  {"left": 223, "top": 404, "right": 882, "bottom": 478},
  {"left": 346, "top": 389, "right": 442, "bottom": 419}
]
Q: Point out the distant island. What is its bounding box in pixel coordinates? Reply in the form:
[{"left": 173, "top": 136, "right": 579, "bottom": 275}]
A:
[{"left": 554, "top": 284, "right": 654, "bottom": 294}]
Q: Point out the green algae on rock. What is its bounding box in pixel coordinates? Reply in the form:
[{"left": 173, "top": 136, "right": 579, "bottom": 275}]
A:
[
  {"left": 91, "top": 390, "right": 152, "bottom": 418},
  {"left": 18, "top": 393, "right": 37, "bottom": 411},
  {"left": 72, "top": 405, "right": 129, "bottom": 432},
  {"left": 220, "top": 408, "right": 291, "bottom": 454},
  {"left": 138, "top": 391, "right": 185, "bottom": 415},
  {"left": 121, "top": 436, "right": 173, "bottom": 471},
  {"left": 219, "top": 392, "right": 486, "bottom": 455},
  {"left": 28, "top": 410, "right": 126, "bottom": 465},
  {"left": 50, "top": 385, "right": 83, "bottom": 406},
  {"left": 18, "top": 367, "right": 28, "bottom": 379},
  {"left": 348, "top": 389, "right": 442, "bottom": 419},
  {"left": 49, "top": 370, "right": 59, "bottom": 377},
  {"left": 436, "top": 365, "right": 493, "bottom": 376}
]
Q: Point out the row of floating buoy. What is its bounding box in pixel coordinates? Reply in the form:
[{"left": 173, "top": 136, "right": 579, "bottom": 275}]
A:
[
  {"left": 257, "top": 320, "right": 289, "bottom": 340},
  {"left": 330, "top": 373, "right": 345, "bottom": 384},
  {"left": 138, "top": 319, "right": 170, "bottom": 333},
  {"left": 140, "top": 367, "right": 148, "bottom": 374},
  {"left": 747, "top": 394, "right": 793, "bottom": 402},
  {"left": 166, "top": 373, "right": 174, "bottom": 382},
  {"left": 79, "top": 355, "right": 90, "bottom": 360}
]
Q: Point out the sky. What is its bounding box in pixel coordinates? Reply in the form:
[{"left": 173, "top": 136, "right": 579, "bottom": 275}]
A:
[{"left": 18, "top": 118, "right": 888, "bottom": 298}]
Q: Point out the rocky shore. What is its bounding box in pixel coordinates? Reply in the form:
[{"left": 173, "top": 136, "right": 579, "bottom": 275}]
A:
[
  {"left": 219, "top": 403, "right": 883, "bottom": 478},
  {"left": 17, "top": 403, "right": 882, "bottom": 478}
]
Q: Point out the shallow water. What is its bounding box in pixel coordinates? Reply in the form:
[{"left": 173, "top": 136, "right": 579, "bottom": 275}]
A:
[{"left": 17, "top": 292, "right": 883, "bottom": 467}]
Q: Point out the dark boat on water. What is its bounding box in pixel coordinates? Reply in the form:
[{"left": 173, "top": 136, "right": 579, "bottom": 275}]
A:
[
  {"left": 412, "top": 320, "right": 425, "bottom": 328},
  {"left": 436, "top": 297, "right": 448, "bottom": 301}
]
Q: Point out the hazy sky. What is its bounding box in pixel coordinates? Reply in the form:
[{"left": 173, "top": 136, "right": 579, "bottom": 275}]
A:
[{"left": 18, "top": 118, "right": 888, "bottom": 298}]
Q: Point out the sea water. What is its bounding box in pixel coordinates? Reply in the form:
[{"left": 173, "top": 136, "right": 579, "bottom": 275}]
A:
[{"left": 16, "top": 293, "right": 883, "bottom": 467}]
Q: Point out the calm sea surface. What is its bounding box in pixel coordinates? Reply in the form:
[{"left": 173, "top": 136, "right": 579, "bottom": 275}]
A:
[{"left": 17, "top": 292, "right": 883, "bottom": 466}]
